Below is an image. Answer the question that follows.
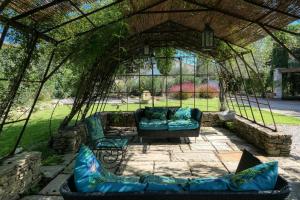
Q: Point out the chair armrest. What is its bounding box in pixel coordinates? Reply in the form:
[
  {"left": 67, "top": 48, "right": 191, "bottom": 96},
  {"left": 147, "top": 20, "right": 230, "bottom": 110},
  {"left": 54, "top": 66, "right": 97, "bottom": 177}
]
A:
[
  {"left": 192, "top": 108, "right": 202, "bottom": 123},
  {"left": 134, "top": 109, "right": 144, "bottom": 127}
]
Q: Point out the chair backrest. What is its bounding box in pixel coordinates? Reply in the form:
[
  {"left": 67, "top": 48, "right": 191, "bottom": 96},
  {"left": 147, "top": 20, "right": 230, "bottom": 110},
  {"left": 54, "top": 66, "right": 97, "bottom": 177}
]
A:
[{"left": 85, "top": 115, "right": 105, "bottom": 144}]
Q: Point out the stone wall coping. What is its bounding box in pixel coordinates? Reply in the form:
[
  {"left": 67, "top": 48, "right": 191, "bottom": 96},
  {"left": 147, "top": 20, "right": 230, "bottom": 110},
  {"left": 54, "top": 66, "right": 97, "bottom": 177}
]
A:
[{"left": 235, "top": 116, "right": 291, "bottom": 138}]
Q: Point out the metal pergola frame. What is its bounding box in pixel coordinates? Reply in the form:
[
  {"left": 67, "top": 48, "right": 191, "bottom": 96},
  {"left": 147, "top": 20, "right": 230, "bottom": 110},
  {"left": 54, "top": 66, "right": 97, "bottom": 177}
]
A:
[{"left": 0, "top": 0, "right": 299, "bottom": 159}]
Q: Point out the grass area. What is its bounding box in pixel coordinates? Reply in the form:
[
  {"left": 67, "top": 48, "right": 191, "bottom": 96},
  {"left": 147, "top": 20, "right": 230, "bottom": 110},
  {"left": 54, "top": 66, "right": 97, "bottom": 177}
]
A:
[
  {"left": 231, "top": 103, "right": 300, "bottom": 125},
  {"left": 0, "top": 105, "right": 72, "bottom": 159},
  {"left": 1, "top": 98, "right": 299, "bottom": 158}
]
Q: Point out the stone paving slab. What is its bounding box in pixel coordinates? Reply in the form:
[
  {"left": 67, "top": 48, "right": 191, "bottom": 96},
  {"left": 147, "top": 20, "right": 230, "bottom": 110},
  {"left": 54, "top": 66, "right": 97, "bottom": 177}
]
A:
[
  {"left": 221, "top": 161, "right": 240, "bottom": 173},
  {"left": 217, "top": 152, "right": 243, "bottom": 162},
  {"left": 40, "top": 165, "right": 65, "bottom": 179},
  {"left": 39, "top": 174, "right": 71, "bottom": 195},
  {"left": 211, "top": 141, "right": 233, "bottom": 152},
  {"left": 187, "top": 142, "right": 216, "bottom": 151},
  {"left": 154, "top": 161, "right": 191, "bottom": 177},
  {"left": 171, "top": 152, "right": 219, "bottom": 162},
  {"left": 62, "top": 160, "right": 75, "bottom": 174},
  {"left": 21, "top": 196, "right": 63, "bottom": 200},
  {"left": 119, "top": 161, "right": 154, "bottom": 176},
  {"left": 125, "top": 152, "right": 171, "bottom": 162},
  {"left": 62, "top": 153, "right": 76, "bottom": 165},
  {"left": 189, "top": 161, "right": 228, "bottom": 177}
]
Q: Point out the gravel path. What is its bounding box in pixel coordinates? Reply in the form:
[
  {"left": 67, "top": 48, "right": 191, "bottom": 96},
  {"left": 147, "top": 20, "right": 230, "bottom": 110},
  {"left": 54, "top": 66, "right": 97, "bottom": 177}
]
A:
[{"left": 277, "top": 125, "right": 300, "bottom": 157}]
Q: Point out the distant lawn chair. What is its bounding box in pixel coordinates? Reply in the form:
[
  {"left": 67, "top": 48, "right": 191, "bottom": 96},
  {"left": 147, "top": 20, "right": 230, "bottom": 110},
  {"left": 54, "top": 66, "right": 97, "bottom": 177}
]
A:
[{"left": 84, "top": 113, "right": 128, "bottom": 169}]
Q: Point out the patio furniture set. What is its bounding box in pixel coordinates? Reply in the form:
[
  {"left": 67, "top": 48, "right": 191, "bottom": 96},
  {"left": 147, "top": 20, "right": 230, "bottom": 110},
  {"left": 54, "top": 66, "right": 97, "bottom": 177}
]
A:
[{"left": 59, "top": 107, "right": 290, "bottom": 199}]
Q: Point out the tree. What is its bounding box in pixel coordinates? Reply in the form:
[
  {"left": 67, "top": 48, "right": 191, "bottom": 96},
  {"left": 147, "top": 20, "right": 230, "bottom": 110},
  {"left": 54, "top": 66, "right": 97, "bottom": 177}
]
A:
[{"left": 154, "top": 47, "right": 176, "bottom": 95}]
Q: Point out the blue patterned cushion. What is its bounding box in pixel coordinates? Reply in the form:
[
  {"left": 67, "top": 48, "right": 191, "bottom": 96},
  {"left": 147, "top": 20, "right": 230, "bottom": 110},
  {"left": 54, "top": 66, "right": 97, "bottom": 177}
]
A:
[
  {"left": 145, "top": 107, "right": 168, "bottom": 120},
  {"left": 140, "top": 174, "right": 187, "bottom": 192},
  {"left": 85, "top": 115, "right": 104, "bottom": 143},
  {"left": 74, "top": 145, "right": 146, "bottom": 193},
  {"left": 228, "top": 161, "right": 278, "bottom": 191},
  {"left": 139, "top": 117, "right": 168, "bottom": 130},
  {"left": 168, "top": 119, "right": 199, "bottom": 131},
  {"left": 96, "top": 138, "right": 128, "bottom": 149},
  {"left": 188, "top": 177, "right": 229, "bottom": 191},
  {"left": 172, "top": 107, "right": 192, "bottom": 120},
  {"left": 74, "top": 145, "right": 103, "bottom": 192}
]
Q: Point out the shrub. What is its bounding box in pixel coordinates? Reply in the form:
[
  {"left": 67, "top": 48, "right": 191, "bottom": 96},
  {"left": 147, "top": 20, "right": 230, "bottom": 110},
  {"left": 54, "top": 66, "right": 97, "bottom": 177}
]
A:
[
  {"left": 168, "top": 82, "right": 195, "bottom": 99},
  {"left": 197, "top": 83, "right": 219, "bottom": 98}
]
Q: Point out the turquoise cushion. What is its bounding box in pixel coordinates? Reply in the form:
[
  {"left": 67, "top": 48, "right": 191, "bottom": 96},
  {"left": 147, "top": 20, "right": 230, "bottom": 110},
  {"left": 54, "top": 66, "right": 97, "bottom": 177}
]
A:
[
  {"left": 94, "top": 182, "right": 146, "bottom": 193},
  {"left": 168, "top": 119, "right": 199, "bottom": 131},
  {"left": 228, "top": 161, "right": 278, "bottom": 191},
  {"left": 96, "top": 138, "right": 128, "bottom": 149},
  {"left": 74, "top": 145, "right": 146, "bottom": 193},
  {"left": 145, "top": 107, "right": 168, "bottom": 120},
  {"left": 172, "top": 107, "right": 192, "bottom": 120},
  {"left": 85, "top": 115, "right": 104, "bottom": 143},
  {"left": 139, "top": 117, "right": 168, "bottom": 130},
  {"left": 140, "top": 174, "right": 187, "bottom": 192},
  {"left": 188, "top": 177, "right": 229, "bottom": 191},
  {"left": 74, "top": 145, "right": 104, "bottom": 192}
]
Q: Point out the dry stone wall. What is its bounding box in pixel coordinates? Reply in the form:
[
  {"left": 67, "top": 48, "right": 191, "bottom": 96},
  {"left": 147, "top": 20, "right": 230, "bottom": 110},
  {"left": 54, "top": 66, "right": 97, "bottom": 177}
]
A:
[
  {"left": 0, "top": 152, "right": 41, "bottom": 200},
  {"left": 230, "top": 117, "right": 292, "bottom": 156}
]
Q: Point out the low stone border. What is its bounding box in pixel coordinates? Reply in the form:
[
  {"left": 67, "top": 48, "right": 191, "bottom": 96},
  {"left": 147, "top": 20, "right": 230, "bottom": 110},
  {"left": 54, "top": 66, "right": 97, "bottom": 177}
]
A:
[
  {"left": 229, "top": 116, "right": 292, "bottom": 156},
  {"left": 52, "top": 111, "right": 225, "bottom": 154},
  {"left": 0, "top": 152, "right": 41, "bottom": 200}
]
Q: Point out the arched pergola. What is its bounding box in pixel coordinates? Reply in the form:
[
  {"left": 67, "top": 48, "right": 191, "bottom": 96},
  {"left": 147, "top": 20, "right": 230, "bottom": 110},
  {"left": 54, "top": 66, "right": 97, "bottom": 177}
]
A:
[{"left": 0, "top": 0, "right": 299, "bottom": 157}]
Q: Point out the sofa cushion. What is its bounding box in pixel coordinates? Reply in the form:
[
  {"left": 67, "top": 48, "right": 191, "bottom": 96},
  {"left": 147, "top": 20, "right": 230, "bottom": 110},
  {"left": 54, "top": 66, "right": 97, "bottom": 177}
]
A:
[
  {"left": 188, "top": 177, "right": 229, "bottom": 191},
  {"left": 139, "top": 117, "right": 168, "bottom": 130},
  {"left": 168, "top": 119, "right": 199, "bottom": 131},
  {"left": 74, "top": 145, "right": 146, "bottom": 193},
  {"left": 96, "top": 138, "right": 128, "bottom": 149},
  {"left": 85, "top": 115, "right": 104, "bottom": 143},
  {"left": 145, "top": 107, "right": 168, "bottom": 120},
  {"left": 140, "top": 174, "right": 187, "bottom": 192},
  {"left": 228, "top": 161, "right": 278, "bottom": 191},
  {"left": 171, "top": 107, "right": 192, "bottom": 120}
]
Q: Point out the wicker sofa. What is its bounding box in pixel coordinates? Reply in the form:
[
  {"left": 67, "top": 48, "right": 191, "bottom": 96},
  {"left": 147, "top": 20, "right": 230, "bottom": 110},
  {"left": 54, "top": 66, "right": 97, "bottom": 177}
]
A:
[
  {"left": 134, "top": 107, "right": 202, "bottom": 142},
  {"left": 60, "top": 149, "right": 290, "bottom": 200}
]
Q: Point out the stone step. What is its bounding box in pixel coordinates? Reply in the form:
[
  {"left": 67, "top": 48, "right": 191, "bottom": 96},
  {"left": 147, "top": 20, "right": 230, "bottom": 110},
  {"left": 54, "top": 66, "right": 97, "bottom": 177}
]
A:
[
  {"left": 20, "top": 195, "right": 63, "bottom": 200},
  {"left": 41, "top": 165, "right": 65, "bottom": 180},
  {"left": 39, "top": 174, "right": 71, "bottom": 195}
]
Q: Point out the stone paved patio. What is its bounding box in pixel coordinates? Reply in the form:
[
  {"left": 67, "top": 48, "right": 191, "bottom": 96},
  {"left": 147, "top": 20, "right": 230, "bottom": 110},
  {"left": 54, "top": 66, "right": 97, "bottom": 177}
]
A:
[{"left": 21, "top": 127, "right": 300, "bottom": 200}]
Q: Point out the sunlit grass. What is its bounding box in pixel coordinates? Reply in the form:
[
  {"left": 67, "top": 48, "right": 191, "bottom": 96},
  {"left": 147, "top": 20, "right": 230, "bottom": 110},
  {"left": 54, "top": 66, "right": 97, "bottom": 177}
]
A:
[{"left": 1, "top": 98, "right": 299, "bottom": 158}]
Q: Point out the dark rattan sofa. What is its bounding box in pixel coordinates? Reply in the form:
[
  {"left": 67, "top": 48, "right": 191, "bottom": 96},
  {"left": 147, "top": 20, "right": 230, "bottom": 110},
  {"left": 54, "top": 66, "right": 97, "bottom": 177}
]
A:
[
  {"left": 134, "top": 107, "right": 202, "bottom": 142},
  {"left": 60, "top": 150, "right": 290, "bottom": 200}
]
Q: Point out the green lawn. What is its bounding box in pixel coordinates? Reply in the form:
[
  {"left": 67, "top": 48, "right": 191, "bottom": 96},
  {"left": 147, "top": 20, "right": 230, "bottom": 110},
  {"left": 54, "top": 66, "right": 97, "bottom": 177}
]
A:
[{"left": 1, "top": 98, "right": 299, "bottom": 158}]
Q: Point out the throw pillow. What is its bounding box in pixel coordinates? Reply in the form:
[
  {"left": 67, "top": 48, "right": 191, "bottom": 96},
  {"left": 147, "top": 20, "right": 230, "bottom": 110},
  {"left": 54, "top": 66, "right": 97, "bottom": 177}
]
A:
[
  {"left": 85, "top": 115, "right": 104, "bottom": 144},
  {"left": 74, "top": 145, "right": 146, "bottom": 193},
  {"left": 145, "top": 107, "right": 168, "bottom": 120},
  {"left": 172, "top": 107, "right": 192, "bottom": 120},
  {"left": 140, "top": 174, "right": 187, "bottom": 192},
  {"left": 228, "top": 161, "right": 278, "bottom": 191},
  {"left": 188, "top": 177, "right": 229, "bottom": 191}
]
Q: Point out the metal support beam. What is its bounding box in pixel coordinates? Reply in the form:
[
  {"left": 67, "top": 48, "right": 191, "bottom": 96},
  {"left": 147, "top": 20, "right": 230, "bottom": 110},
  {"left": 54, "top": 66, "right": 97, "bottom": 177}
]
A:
[
  {"left": 0, "top": 15, "right": 57, "bottom": 44},
  {"left": 243, "top": 0, "right": 300, "bottom": 20},
  {"left": 43, "top": 0, "right": 125, "bottom": 33},
  {"left": 10, "top": 47, "right": 56, "bottom": 155},
  {"left": 260, "top": 25, "right": 300, "bottom": 63},
  {"left": 0, "top": 23, "right": 9, "bottom": 49},
  {"left": 0, "top": 0, "right": 12, "bottom": 13},
  {"left": 226, "top": 42, "right": 278, "bottom": 131},
  {"left": 140, "top": 8, "right": 211, "bottom": 14},
  {"left": 11, "top": 0, "right": 67, "bottom": 21},
  {"left": 58, "top": 0, "right": 169, "bottom": 43},
  {"left": 233, "top": 56, "right": 256, "bottom": 121},
  {"left": 183, "top": 0, "right": 300, "bottom": 37},
  {"left": 0, "top": 34, "right": 38, "bottom": 133},
  {"left": 68, "top": 0, "right": 96, "bottom": 28}
]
